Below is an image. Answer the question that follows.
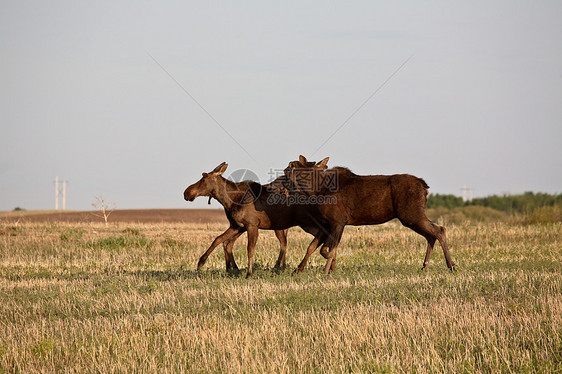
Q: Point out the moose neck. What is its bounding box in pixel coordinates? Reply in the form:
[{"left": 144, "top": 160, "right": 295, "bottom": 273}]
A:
[{"left": 209, "top": 177, "right": 245, "bottom": 211}]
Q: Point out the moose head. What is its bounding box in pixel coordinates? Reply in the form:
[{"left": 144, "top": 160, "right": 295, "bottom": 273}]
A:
[
  {"left": 285, "top": 155, "right": 329, "bottom": 171},
  {"left": 284, "top": 155, "right": 329, "bottom": 192},
  {"left": 184, "top": 162, "right": 229, "bottom": 202}
]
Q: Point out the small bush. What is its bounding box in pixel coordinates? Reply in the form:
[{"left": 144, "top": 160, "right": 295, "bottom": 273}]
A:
[
  {"left": 427, "top": 206, "right": 507, "bottom": 225},
  {"left": 510, "top": 205, "right": 562, "bottom": 225},
  {"left": 427, "top": 205, "right": 562, "bottom": 225},
  {"left": 89, "top": 235, "right": 150, "bottom": 251},
  {"left": 0, "top": 226, "right": 24, "bottom": 236},
  {"left": 60, "top": 228, "right": 85, "bottom": 241},
  {"left": 123, "top": 227, "right": 142, "bottom": 236}
]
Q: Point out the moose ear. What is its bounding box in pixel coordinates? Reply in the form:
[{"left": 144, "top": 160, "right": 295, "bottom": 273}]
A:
[
  {"left": 215, "top": 162, "right": 228, "bottom": 175},
  {"left": 299, "top": 155, "right": 308, "bottom": 164},
  {"left": 210, "top": 162, "right": 228, "bottom": 175},
  {"left": 202, "top": 172, "right": 209, "bottom": 178},
  {"left": 316, "top": 157, "right": 329, "bottom": 168}
]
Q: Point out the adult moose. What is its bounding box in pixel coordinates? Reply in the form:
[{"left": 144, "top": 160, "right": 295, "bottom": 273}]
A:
[
  {"left": 183, "top": 161, "right": 331, "bottom": 278},
  {"left": 285, "top": 157, "right": 456, "bottom": 275}
]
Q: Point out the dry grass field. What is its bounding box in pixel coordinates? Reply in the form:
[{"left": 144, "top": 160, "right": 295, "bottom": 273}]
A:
[{"left": 0, "top": 213, "right": 560, "bottom": 373}]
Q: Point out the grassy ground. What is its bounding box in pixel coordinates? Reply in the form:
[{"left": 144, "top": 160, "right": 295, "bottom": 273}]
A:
[{"left": 0, "top": 221, "right": 560, "bottom": 373}]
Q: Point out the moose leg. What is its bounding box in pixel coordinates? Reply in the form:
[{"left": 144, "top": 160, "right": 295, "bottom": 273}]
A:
[
  {"left": 319, "top": 245, "right": 330, "bottom": 259},
  {"left": 319, "top": 243, "right": 338, "bottom": 272},
  {"left": 330, "top": 254, "right": 337, "bottom": 272},
  {"left": 320, "top": 244, "right": 336, "bottom": 271},
  {"left": 273, "top": 229, "right": 289, "bottom": 270},
  {"left": 222, "top": 238, "right": 239, "bottom": 271},
  {"left": 323, "top": 224, "right": 345, "bottom": 275},
  {"left": 245, "top": 226, "right": 259, "bottom": 278},
  {"left": 323, "top": 248, "right": 338, "bottom": 275},
  {"left": 197, "top": 227, "right": 242, "bottom": 271},
  {"left": 421, "top": 237, "right": 436, "bottom": 271},
  {"left": 402, "top": 218, "right": 455, "bottom": 271},
  {"left": 319, "top": 244, "right": 337, "bottom": 270},
  {"left": 223, "top": 231, "right": 244, "bottom": 271},
  {"left": 436, "top": 225, "right": 455, "bottom": 271},
  {"left": 319, "top": 243, "right": 337, "bottom": 273},
  {"left": 222, "top": 239, "right": 232, "bottom": 270},
  {"left": 293, "top": 232, "right": 326, "bottom": 274}
]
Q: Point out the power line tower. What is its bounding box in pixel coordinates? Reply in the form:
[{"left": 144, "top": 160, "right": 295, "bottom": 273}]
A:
[
  {"left": 461, "top": 185, "right": 474, "bottom": 203},
  {"left": 54, "top": 177, "right": 68, "bottom": 210}
]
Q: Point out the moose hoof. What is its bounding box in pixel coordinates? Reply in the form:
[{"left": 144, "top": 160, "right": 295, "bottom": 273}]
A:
[{"left": 272, "top": 266, "right": 286, "bottom": 274}]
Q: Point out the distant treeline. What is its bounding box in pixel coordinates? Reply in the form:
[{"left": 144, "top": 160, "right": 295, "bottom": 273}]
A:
[{"left": 427, "top": 192, "right": 562, "bottom": 214}]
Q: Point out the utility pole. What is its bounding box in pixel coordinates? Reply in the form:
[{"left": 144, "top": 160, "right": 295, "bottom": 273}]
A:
[
  {"left": 54, "top": 177, "right": 68, "bottom": 210},
  {"left": 62, "top": 180, "right": 67, "bottom": 210},
  {"left": 55, "top": 177, "right": 59, "bottom": 210},
  {"left": 461, "top": 185, "right": 474, "bottom": 203}
]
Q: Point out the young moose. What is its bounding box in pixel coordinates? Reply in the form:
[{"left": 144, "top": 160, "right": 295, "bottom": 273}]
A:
[
  {"left": 207, "top": 162, "right": 319, "bottom": 272},
  {"left": 183, "top": 162, "right": 331, "bottom": 277},
  {"left": 285, "top": 158, "right": 456, "bottom": 274}
]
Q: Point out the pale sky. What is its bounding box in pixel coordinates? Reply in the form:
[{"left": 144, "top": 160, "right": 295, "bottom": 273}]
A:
[{"left": 1, "top": 1, "right": 561, "bottom": 211}]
